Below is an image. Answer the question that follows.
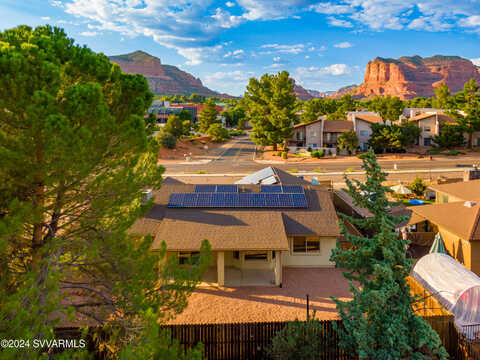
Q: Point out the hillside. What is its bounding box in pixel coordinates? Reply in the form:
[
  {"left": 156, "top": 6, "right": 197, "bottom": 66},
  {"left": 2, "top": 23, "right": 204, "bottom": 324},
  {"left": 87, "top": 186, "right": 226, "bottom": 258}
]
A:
[
  {"left": 109, "top": 50, "right": 222, "bottom": 97},
  {"left": 353, "top": 55, "right": 480, "bottom": 99}
]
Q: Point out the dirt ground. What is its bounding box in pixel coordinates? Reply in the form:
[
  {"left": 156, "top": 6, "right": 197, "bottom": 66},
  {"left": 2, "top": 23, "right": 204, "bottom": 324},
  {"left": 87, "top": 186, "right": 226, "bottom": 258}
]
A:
[
  {"left": 158, "top": 136, "right": 223, "bottom": 161},
  {"left": 167, "top": 268, "right": 352, "bottom": 324}
]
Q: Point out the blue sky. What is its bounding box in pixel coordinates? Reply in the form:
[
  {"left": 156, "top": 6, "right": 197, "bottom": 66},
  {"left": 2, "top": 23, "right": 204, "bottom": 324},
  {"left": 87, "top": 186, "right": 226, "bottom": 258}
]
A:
[{"left": 2, "top": 0, "right": 480, "bottom": 96}]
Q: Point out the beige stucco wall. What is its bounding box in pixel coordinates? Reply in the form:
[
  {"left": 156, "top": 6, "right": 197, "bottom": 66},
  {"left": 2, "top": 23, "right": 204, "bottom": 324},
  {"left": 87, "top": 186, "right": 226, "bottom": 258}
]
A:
[
  {"left": 355, "top": 119, "right": 373, "bottom": 149},
  {"left": 435, "top": 191, "right": 464, "bottom": 204},
  {"left": 417, "top": 117, "right": 438, "bottom": 146},
  {"left": 305, "top": 122, "right": 323, "bottom": 147},
  {"left": 438, "top": 226, "right": 473, "bottom": 273},
  {"left": 282, "top": 236, "right": 336, "bottom": 267}
]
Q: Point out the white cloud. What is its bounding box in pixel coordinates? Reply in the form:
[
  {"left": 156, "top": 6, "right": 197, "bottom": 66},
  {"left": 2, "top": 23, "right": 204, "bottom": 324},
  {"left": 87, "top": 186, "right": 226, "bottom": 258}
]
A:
[
  {"left": 471, "top": 58, "right": 480, "bottom": 66},
  {"left": 327, "top": 17, "right": 353, "bottom": 28},
  {"left": 224, "top": 49, "right": 245, "bottom": 59},
  {"left": 260, "top": 43, "right": 305, "bottom": 54},
  {"left": 310, "top": 3, "right": 351, "bottom": 15},
  {"left": 79, "top": 31, "right": 97, "bottom": 36},
  {"left": 459, "top": 16, "right": 480, "bottom": 27},
  {"left": 273, "top": 56, "right": 281, "bottom": 62},
  {"left": 305, "top": 55, "right": 310, "bottom": 59},
  {"left": 334, "top": 41, "right": 352, "bottom": 48},
  {"left": 220, "top": 62, "right": 245, "bottom": 67},
  {"left": 226, "top": 1, "right": 235, "bottom": 7},
  {"left": 41, "top": 16, "right": 51, "bottom": 21},
  {"left": 264, "top": 63, "right": 287, "bottom": 69},
  {"left": 204, "top": 70, "right": 254, "bottom": 95},
  {"left": 294, "top": 64, "right": 353, "bottom": 80},
  {"left": 212, "top": 7, "right": 245, "bottom": 28}
]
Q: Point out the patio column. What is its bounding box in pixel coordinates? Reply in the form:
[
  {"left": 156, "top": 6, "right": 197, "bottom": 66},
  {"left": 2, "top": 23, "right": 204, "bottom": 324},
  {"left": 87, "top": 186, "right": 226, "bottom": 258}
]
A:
[
  {"left": 274, "top": 251, "right": 282, "bottom": 286},
  {"left": 217, "top": 251, "right": 225, "bottom": 286}
]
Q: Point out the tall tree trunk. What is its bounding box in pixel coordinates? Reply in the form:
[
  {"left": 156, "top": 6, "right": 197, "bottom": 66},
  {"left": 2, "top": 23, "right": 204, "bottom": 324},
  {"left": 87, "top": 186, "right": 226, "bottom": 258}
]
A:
[
  {"left": 31, "top": 144, "right": 45, "bottom": 270},
  {"left": 468, "top": 131, "right": 473, "bottom": 149},
  {"left": 273, "top": 143, "right": 277, "bottom": 151}
]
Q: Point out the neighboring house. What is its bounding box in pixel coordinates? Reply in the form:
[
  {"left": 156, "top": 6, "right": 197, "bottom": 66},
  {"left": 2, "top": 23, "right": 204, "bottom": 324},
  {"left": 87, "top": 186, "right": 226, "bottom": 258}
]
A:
[
  {"left": 408, "top": 112, "right": 455, "bottom": 146},
  {"left": 322, "top": 120, "right": 354, "bottom": 150},
  {"left": 130, "top": 168, "right": 340, "bottom": 287},
  {"left": 402, "top": 108, "right": 446, "bottom": 119},
  {"left": 347, "top": 112, "right": 384, "bottom": 151},
  {"left": 290, "top": 117, "right": 323, "bottom": 148},
  {"left": 406, "top": 178, "right": 480, "bottom": 274}
]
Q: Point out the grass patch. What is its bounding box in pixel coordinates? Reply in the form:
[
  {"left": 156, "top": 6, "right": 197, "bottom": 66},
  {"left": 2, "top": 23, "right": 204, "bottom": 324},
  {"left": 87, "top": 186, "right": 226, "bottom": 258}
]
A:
[
  {"left": 290, "top": 169, "right": 299, "bottom": 173},
  {"left": 345, "top": 168, "right": 356, "bottom": 173},
  {"left": 195, "top": 170, "right": 206, "bottom": 174},
  {"left": 313, "top": 169, "right": 327, "bottom": 173}
]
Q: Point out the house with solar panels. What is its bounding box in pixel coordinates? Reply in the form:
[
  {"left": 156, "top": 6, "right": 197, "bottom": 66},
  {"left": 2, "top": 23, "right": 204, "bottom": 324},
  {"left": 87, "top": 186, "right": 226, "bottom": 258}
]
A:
[{"left": 129, "top": 167, "right": 340, "bottom": 287}]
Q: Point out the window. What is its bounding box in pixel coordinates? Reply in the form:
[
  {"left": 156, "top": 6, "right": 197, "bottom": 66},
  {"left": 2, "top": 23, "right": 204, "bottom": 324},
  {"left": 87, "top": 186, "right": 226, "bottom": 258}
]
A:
[
  {"left": 424, "top": 138, "right": 432, "bottom": 146},
  {"left": 311, "top": 131, "right": 317, "bottom": 137},
  {"left": 308, "top": 143, "right": 318, "bottom": 148},
  {"left": 292, "top": 237, "right": 320, "bottom": 254},
  {"left": 233, "top": 251, "right": 239, "bottom": 259},
  {"left": 178, "top": 252, "right": 200, "bottom": 265},
  {"left": 424, "top": 126, "right": 431, "bottom": 132},
  {"left": 359, "top": 130, "right": 368, "bottom": 137},
  {"left": 244, "top": 251, "right": 268, "bottom": 261}
]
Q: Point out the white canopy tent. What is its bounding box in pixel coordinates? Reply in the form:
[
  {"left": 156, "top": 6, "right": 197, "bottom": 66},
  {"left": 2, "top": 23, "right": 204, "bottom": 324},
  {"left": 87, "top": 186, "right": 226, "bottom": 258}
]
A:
[{"left": 412, "top": 253, "right": 480, "bottom": 331}]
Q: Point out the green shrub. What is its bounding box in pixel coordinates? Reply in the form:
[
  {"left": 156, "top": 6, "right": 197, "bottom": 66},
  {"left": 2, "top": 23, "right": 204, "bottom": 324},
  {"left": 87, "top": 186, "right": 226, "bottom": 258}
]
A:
[
  {"left": 345, "top": 168, "right": 355, "bottom": 173},
  {"left": 276, "top": 151, "right": 282, "bottom": 156},
  {"left": 207, "top": 123, "right": 230, "bottom": 142},
  {"left": 267, "top": 318, "right": 336, "bottom": 360},
  {"left": 409, "top": 176, "right": 427, "bottom": 196},
  {"left": 158, "top": 133, "right": 176, "bottom": 149},
  {"left": 290, "top": 169, "right": 298, "bottom": 173},
  {"left": 281, "top": 151, "right": 288, "bottom": 159},
  {"left": 311, "top": 150, "right": 324, "bottom": 159},
  {"left": 307, "top": 146, "right": 312, "bottom": 153},
  {"left": 229, "top": 129, "right": 246, "bottom": 137},
  {"left": 327, "top": 149, "right": 332, "bottom": 156}
]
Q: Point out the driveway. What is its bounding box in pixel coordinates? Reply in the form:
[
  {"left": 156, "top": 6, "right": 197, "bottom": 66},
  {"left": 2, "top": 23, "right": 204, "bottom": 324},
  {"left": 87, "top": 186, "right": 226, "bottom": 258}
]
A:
[{"left": 167, "top": 268, "right": 352, "bottom": 324}]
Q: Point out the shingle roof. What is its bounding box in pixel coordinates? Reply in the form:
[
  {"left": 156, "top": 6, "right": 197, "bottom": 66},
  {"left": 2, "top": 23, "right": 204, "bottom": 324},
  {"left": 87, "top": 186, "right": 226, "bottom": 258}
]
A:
[
  {"left": 130, "top": 182, "right": 340, "bottom": 251},
  {"left": 293, "top": 118, "right": 322, "bottom": 129},
  {"left": 409, "top": 112, "right": 455, "bottom": 123},
  {"left": 409, "top": 201, "right": 480, "bottom": 241},
  {"left": 323, "top": 120, "right": 354, "bottom": 133},
  {"left": 428, "top": 179, "right": 480, "bottom": 201},
  {"left": 354, "top": 114, "right": 383, "bottom": 123}
]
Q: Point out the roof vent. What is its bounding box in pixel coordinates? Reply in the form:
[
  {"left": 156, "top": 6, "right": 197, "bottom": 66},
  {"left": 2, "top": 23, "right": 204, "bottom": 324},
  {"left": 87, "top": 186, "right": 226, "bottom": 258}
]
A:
[
  {"left": 142, "top": 189, "right": 153, "bottom": 204},
  {"left": 464, "top": 201, "right": 476, "bottom": 208}
]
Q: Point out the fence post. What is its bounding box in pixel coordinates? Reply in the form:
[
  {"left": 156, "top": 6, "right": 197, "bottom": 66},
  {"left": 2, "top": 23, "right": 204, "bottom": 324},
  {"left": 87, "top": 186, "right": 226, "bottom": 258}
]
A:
[{"left": 306, "top": 294, "right": 310, "bottom": 321}]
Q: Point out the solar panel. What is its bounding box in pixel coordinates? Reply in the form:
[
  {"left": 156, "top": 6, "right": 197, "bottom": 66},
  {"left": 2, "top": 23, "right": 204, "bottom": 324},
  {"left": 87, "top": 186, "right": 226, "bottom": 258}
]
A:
[
  {"left": 168, "top": 193, "right": 185, "bottom": 207},
  {"left": 183, "top": 193, "right": 198, "bottom": 207},
  {"left": 282, "top": 185, "right": 304, "bottom": 194},
  {"left": 278, "top": 193, "right": 294, "bottom": 207},
  {"left": 225, "top": 193, "right": 239, "bottom": 207},
  {"left": 239, "top": 193, "right": 254, "bottom": 207},
  {"left": 211, "top": 193, "right": 225, "bottom": 207},
  {"left": 216, "top": 185, "right": 238, "bottom": 193},
  {"left": 292, "top": 193, "right": 308, "bottom": 207},
  {"left": 260, "top": 185, "right": 282, "bottom": 193},
  {"left": 265, "top": 193, "right": 280, "bottom": 207},
  {"left": 253, "top": 193, "right": 266, "bottom": 207},
  {"left": 195, "top": 185, "right": 216, "bottom": 193},
  {"left": 196, "top": 193, "right": 212, "bottom": 207}
]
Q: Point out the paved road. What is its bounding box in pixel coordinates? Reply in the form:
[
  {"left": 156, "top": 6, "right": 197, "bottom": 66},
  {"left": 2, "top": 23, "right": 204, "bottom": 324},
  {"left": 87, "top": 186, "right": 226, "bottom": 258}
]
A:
[{"left": 162, "top": 136, "right": 480, "bottom": 174}]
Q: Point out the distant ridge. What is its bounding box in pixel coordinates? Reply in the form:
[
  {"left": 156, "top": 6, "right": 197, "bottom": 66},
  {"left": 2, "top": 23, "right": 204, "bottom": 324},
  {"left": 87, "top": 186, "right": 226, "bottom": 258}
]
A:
[{"left": 109, "top": 50, "right": 230, "bottom": 97}]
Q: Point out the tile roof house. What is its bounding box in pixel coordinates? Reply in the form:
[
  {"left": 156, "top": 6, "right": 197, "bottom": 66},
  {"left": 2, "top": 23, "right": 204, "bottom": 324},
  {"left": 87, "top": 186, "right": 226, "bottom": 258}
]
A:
[
  {"left": 130, "top": 169, "right": 340, "bottom": 287},
  {"left": 408, "top": 112, "right": 456, "bottom": 147},
  {"left": 347, "top": 112, "right": 385, "bottom": 151},
  {"left": 406, "top": 179, "right": 480, "bottom": 274}
]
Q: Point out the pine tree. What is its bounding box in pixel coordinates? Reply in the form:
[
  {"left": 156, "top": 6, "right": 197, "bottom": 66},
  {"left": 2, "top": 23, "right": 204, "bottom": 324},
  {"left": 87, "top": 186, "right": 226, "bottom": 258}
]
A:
[
  {"left": 0, "top": 25, "right": 211, "bottom": 359},
  {"left": 198, "top": 98, "right": 220, "bottom": 132},
  {"left": 330, "top": 150, "right": 447, "bottom": 359},
  {"left": 244, "top": 71, "right": 296, "bottom": 151}
]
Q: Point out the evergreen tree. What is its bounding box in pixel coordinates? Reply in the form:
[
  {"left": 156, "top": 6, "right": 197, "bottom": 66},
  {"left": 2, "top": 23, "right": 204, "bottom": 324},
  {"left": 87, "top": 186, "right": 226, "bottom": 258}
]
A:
[
  {"left": 302, "top": 98, "right": 324, "bottom": 123},
  {"left": 433, "top": 124, "right": 465, "bottom": 149},
  {"left": 0, "top": 25, "right": 211, "bottom": 358},
  {"left": 337, "top": 130, "right": 359, "bottom": 154},
  {"left": 330, "top": 151, "right": 447, "bottom": 360},
  {"left": 433, "top": 84, "right": 452, "bottom": 109},
  {"left": 367, "top": 95, "right": 404, "bottom": 123},
  {"left": 244, "top": 71, "right": 296, "bottom": 151},
  {"left": 449, "top": 78, "right": 480, "bottom": 148},
  {"left": 163, "top": 114, "right": 184, "bottom": 138},
  {"left": 178, "top": 109, "right": 192, "bottom": 121},
  {"left": 198, "top": 98, "right": 220, "bottom": 133}
]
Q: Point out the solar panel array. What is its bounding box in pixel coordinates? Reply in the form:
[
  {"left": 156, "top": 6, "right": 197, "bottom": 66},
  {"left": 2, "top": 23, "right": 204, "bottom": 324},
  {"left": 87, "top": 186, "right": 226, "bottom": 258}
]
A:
[
  {"left": 168, "top": 192, "right": 308, "bottom": 208},
  {"left": 194, "top": 185, "right": 238, "bottom": 193},
  {"left": 260, "top": 185, "right": 303, "bottom": 194}
]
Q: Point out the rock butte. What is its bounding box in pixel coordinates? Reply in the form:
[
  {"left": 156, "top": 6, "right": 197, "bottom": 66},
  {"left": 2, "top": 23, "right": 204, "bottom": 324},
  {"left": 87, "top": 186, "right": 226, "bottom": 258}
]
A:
[{"left": 353, "top": 55, "right": 480, "bottom": 100}]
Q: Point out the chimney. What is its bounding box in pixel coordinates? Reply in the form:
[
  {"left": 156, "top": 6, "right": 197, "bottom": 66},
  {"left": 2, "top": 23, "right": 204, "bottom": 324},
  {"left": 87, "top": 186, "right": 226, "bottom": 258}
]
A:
[
  {"left": 142, "top": 189, "right": 153, "bottom": 204},
  {"left": 464, "top": 201, "right": 476, "bottom": 208}
]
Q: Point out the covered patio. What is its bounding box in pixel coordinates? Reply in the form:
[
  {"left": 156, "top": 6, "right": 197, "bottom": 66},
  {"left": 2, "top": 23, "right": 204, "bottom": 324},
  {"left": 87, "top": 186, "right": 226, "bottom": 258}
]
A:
[{"left": 201, "top": 266, "right": 276, "bottom": 287}]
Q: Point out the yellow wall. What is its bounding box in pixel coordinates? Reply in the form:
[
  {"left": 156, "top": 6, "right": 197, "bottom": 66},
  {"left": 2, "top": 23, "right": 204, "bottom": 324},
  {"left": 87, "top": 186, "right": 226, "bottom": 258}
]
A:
[
  {"left": 438, "top": 226, "right": 473, "bottom": 272},
  {"left": 282, "top": 236, "right": 336, "bottom": 267}
]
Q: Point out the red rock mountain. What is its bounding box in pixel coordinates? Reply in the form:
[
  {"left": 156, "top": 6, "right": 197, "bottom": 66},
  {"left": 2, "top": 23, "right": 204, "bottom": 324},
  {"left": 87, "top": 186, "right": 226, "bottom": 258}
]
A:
[
  {"left": 290, "top": 79, "right": 314, "bottom": 100},
  {"left": 354, "top": 55, "right": 480, "bottom": 99},
  {"left": 109, "top": 51, "right": 221, "bottom": 97}
]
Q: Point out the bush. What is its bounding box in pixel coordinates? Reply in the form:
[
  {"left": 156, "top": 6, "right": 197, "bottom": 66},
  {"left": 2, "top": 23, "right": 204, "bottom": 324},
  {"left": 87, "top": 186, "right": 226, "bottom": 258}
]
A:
[
  {"left": 281, "top": 151, "right": 288, "bottom": 159},
  {"left": 327, "top": 149, "right": 332, "bottom": 156},
  {"left": 267, "top": 318, "right": 336, "bottom": 360},
  {"left": 229, "top": 129, "right": 246, "bottom": 137},
  {"left": 276, "top": 151, "right": 282, "bottom": 156},
  {"left": 207, "top": 123, "right": 230, "bottom": 142},
  {"left": 312, "top": 150, "right": 324, "bottom": 159},
  {"left": 307, "top": 146, "right": 312, "bottom": 153},
  {"left": 158, "top": 133, "right": 176, "bottom": 149},
  {"left": 410, "top": 176, "right": 427, "bottom": 196}
]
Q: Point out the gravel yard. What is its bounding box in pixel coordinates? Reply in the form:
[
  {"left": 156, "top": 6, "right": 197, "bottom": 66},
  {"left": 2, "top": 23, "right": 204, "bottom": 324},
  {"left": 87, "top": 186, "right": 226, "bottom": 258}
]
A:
[{"left": 167, "top": 268, "right": 352, "bottom": 324}]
